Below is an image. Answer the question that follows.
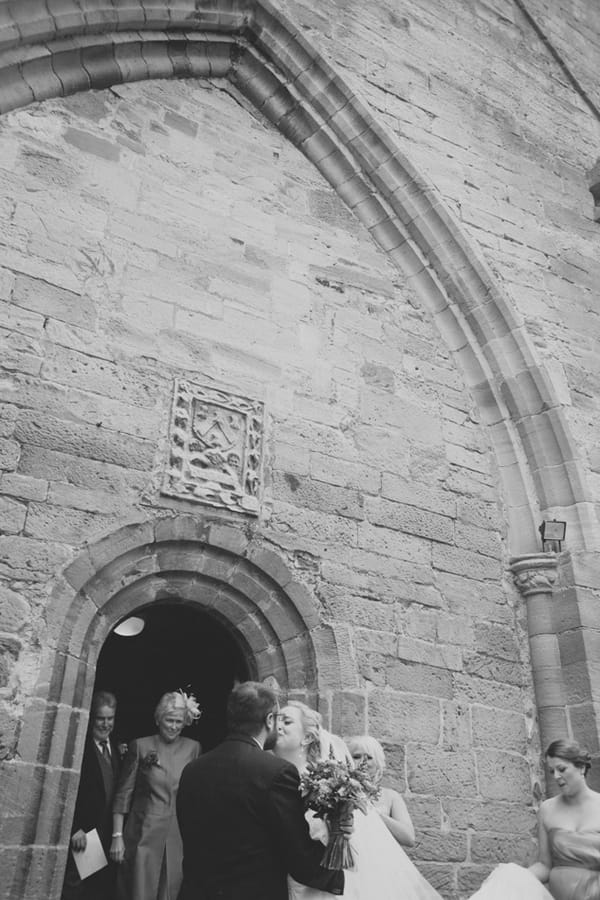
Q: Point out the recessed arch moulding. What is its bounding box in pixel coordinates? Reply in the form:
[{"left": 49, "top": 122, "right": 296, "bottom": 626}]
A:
[
  {"left": 3, "top": 2, "right": 600, "bottom": 895},
  {"left": 4, "top": 516, "right": 356, "bottom": 900},
  {"left": 0, "top": 0, "right": 597, "bottom": 555}
]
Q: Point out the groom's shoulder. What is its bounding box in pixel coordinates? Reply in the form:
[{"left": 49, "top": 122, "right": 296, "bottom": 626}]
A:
[{"left": 199, "top": 735, "right": 295, "bottom": 777}]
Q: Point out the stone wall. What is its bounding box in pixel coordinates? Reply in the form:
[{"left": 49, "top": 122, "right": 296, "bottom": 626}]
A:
[{"left": 0, "top": 1, "right": 599, "bottom": 897}]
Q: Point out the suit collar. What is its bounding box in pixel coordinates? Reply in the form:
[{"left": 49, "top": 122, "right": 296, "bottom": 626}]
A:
[{"left": 226, "top": 732, "right": 265, "bottom": 749}]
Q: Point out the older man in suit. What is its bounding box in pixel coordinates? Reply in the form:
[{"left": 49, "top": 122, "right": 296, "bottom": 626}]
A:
[
  {"left": 176, "top": 681, "right": 346, "bottom": 900},
  {"left": 62, "top": 690, "right": 121, "bottom": 900}
]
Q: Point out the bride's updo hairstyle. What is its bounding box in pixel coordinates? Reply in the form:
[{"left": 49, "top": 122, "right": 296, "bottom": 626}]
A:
[
  {"left": 545, "top": 739, "right": 592, "bottom": 776},
  {"left": 287, "top": 701, "right": 323, "bottom": 766}
]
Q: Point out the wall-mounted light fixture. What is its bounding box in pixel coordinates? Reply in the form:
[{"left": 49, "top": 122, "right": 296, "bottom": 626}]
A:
[
  {"left": 113, "top": 615, "right": 145, "bottom": 637},
  {"left": 539, "top": 519, "right": 567, "bottom": 553}
]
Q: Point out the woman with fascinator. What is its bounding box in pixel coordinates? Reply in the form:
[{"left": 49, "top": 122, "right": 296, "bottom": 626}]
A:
[{"left": 110, "top": 690, "right": 201, "bottom": 900}]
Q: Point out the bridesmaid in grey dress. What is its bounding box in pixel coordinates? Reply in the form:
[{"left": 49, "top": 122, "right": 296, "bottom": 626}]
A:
[
  {"left": 110, "top": 691, "right": 201, "bottom": 900},
  {"left": 528, "top": 739, "right": 600, "bottom": 900}
]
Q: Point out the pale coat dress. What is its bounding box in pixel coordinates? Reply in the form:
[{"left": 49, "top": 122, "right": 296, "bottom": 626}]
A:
[{"left": 114, "top": 733, "right": 200, "bottom": 900}]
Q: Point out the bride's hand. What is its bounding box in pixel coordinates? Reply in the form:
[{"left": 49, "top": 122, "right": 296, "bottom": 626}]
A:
[{"left": 338, "top": 808, "right": 354, "bottom": 836}]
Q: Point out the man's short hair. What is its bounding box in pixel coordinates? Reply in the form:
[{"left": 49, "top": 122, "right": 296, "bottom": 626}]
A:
[
  {"left": 91, "top": 691, "right": 117, "bottom": 716},
  {"left": 227, "top": 681, "right": 278, "bottom": 736}
]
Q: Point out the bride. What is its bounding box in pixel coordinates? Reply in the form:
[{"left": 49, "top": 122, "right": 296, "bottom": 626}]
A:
[{"left": 273, "top": 700, "right": 555, "bottom": 900}]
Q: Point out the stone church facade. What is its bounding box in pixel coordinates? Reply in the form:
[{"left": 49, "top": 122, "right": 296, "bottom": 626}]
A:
[{"left": 0, "top": 2, "right": 599, "bottom": 898}]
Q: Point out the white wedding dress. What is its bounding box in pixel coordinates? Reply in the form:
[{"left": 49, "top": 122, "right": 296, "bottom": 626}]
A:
[{"left": 288, "top": 804, "right": 555, "bottom": 900}]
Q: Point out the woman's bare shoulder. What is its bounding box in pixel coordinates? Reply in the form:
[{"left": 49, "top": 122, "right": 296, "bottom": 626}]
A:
[{"left": 538, "top": 796, "right": 559, "bottom": 821}]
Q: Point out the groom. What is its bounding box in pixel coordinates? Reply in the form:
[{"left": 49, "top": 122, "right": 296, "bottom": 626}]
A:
[{"left": 176, "top": 681, "right": 346, "bottom": 900}]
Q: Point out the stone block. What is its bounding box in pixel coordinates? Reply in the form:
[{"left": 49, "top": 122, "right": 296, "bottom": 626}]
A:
[
  {"left": 473, "top": 621, "right": 520, "bottom": 661},
  {"left": 368, "top": 689, "right": 441, "bottom": 744},
  {"left": 470, "top": 831, "right": 536, "bottom": 865},
  {"left": 40, "top": 345, "right": 163, "bottom": 409},
  {"left": 269, "top": 502, "right": 357, "bottom": 548},
  {"left": 432, "top": 544, "right": 503, "bottom": 581},
  {"left": 441, "top": 701, "right": 472, "bottom": 751},
  {"left": 457, "top": 866, "right": 494, "bottom": 896},
  {"left": 246, "top": 545, "right": 295, "bottom": 588},
  {"left": 386, "top": 660, "right": 454, "bottom": 698},
  {"left": 364, "top": 495, "right": 454, "bottom": 543},
  {"left": 18, "top": 445, "right": 146, "bottom": 495},
  {"left": 0, "top": 472, "right": 47, "bottom": 501},
  {"left": 443, "top": 797, "right": 536, "bottom": 834},
  {"left": 24, "top": 502, "right": 119, "bottom": 545},
  {"left": 413, "top": 828, "right": 467, "bottom": 862},
  {"left": 357, "top": 521, "right": 427, "bottom": 561},
  {"left": 452, "top": 672, "right": 525, "bottom": 711},
  {"left": 477, "top": 749, "right": 532, "bottom": 801},
  {"left": 310, "top": 451, "right": 381, "bottom": 493},
  {"left": 14, "top": 413, "right": 155, "bottom": 471},
  {"left": 331, "top": 690, "right": 367, "bottom": 736},
  {"left": 471, "top": 705, "right": 528, "bottom": 753},
  {"left": 381, "top": 473, "right": 457, "bottom": 517},
  {"left": 0, "top": 535, "right": 71, "bottom": 582},
  {"left": 0, "top": 298, "right": 45, "bottom": 335},
  {"left": 463, "top": 652, "right": 524, "bottom": 686},
  {"left": 397, "top": 635, "right": 463, "bottom": 671},
  {"left": 0, "top": 584, "right": 30, "bottom": 633},
  {"left": 321, "top": 591, "right": 395, "bottom": 631},
  {"left": 271, "top": 471, "right": 365, "bottom": 521},
  {"left": 311, "top": 623, "right": 358, "bottom": 691},
  {"left": 0, "top": 403, "right": 18, "bottom": 439},
  {"left": 0, "top": 636, "right": 20, "bottom": 687},
  {"left": 0, "top": 495, "right": 26, "bottom": 533},
  {"left": 408, "top": 747, "right": 478, "bottom": 798},
  {"left": 0, "top": 437, "right": 20, "bottom": 470}
]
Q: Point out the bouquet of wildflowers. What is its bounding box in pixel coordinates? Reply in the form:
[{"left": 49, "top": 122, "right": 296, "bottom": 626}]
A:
[{"left": 299, "top": 755, "right": 380, "bottom": 869}]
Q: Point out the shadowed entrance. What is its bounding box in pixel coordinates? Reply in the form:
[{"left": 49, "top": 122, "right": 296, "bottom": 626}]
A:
[{"left": 95, "top": 603, "right": 251, "bottom": 751}]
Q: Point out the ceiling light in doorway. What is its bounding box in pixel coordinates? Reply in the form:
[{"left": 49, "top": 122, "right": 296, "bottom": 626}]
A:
[{"left": 113, "top": 616, "right": 145, "bottom": 637}]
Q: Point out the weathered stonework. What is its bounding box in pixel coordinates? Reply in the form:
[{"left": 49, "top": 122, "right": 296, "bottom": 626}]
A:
[
  {"left": 0, "top": 1, "right": 599, "bottom": 898},
  {"left": 162, "top": 379, "right": 264, "bottom": 515}
]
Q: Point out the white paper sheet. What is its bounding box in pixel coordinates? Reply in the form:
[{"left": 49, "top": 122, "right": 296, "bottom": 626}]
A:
[{"left": 72, "top": 828, "right": 108, "bottom": 880}]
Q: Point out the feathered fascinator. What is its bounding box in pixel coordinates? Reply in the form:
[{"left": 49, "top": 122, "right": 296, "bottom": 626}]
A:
[{"left": 177, "top": 689, "right": 202, "bottom": 725}]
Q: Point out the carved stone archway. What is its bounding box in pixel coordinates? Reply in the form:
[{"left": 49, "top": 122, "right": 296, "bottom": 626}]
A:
[
  {"left": 0, "top": 0, "right": 597, "bottom": 555},
  {"left": 4, "top": 516, "right": 356, "bottom": 900}
]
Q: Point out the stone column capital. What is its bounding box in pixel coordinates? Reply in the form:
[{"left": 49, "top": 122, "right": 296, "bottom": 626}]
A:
[{"left": 510, "top": 553, "right": 559, "bottom": 597}]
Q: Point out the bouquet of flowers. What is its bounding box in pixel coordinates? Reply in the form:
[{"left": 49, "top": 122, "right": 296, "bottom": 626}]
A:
[{"left": 299, "top": 755, "right": 380, "bottom": 870}]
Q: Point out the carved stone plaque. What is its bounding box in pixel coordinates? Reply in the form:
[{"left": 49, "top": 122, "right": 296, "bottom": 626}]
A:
[{"left": 163, "top": 380, "right": 264, "bottom": 515}]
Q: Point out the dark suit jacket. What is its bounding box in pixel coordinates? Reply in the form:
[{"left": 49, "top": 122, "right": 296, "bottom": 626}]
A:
[
  {"left": 62, "top": 736, "right": 121, "bottom": 900},
  {"left": 176, "top": 733, "right": 344, "bottom": 900},
  {"left": 71, "top": 735, "right": 120, "bottom": 851}
]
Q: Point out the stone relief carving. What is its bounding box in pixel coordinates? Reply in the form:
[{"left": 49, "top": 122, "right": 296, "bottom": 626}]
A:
[
  {"left": 162, "top": 380, "right": 264, "bottom": 515},
  {"left": 510, "top": 553, "right": 558, "bottom": 597}
]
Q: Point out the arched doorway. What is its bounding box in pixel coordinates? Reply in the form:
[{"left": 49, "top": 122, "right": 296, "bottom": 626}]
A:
[
  {"left": 4, "top": 518, "right": 355, "bottom": 900},
  {"left": 95, "top": 603, "right": 251, "bottom": 750}
]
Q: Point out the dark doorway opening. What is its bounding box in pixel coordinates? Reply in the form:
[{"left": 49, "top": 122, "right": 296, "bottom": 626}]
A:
[{"left": 95, "top": 603, "right": 251, "bottom": 751}]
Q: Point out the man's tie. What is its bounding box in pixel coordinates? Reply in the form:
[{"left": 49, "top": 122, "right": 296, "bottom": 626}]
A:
[{"left": 99, "top": 740, "right": 110, "bottom": 761}]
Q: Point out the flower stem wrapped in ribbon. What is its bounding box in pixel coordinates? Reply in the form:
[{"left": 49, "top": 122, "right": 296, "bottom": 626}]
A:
[{"left": 299, "top": 755, "right": 380, "bottom": 870}]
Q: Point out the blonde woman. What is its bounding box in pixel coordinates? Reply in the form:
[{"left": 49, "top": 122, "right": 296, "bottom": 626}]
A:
[
  {"left": 110, "top": 690, "right": 201, "bottom": 900},
  {"left": 275, "top": 703, "right": 441, "bottom": 900},
  {"left": 346, "top": 735, "right": 415, "bottom": 847}
]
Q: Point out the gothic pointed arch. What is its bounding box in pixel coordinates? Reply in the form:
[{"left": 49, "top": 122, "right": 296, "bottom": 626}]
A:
[{"left": 0, "top": 0, "right": 597, "bottom": 554}]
